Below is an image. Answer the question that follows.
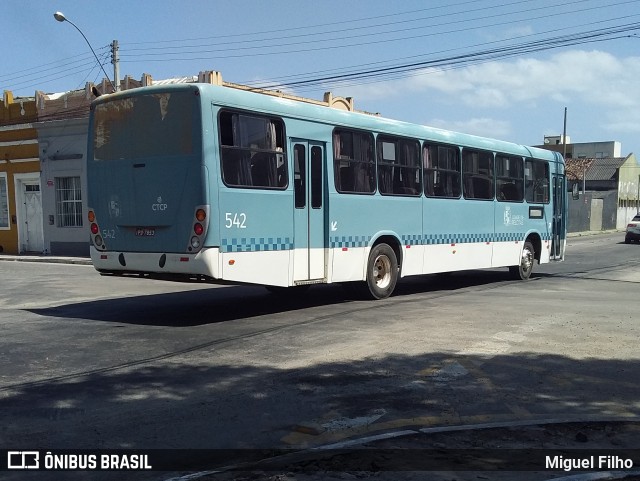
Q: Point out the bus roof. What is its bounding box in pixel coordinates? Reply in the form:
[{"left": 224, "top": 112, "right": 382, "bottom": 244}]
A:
[{"left": 95, "top": 82, "right": 563, "bottom": 164}]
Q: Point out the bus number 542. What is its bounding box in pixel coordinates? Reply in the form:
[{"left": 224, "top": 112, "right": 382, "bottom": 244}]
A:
[{"left": 225, "top": 213, "right": 247, "bottom": 229}]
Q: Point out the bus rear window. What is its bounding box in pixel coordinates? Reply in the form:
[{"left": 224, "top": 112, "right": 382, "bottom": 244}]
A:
[{"left": 92, "top": 91, "right": 196, "bottom": 160}]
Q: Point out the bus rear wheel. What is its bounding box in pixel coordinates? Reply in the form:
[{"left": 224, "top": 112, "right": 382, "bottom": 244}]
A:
[
  {"left": 366, "top": 243, "right": 398, "bottom": 299},
  {"left": 509, "top": 240, "right": 535, "bottom": 280}
]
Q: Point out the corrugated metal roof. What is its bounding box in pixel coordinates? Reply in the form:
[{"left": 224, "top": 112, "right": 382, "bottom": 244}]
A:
[
  {"left": 151, "top": 76, "right": 198, "bottom": 85},
  {"left": 565, "top": 157, "right": 627, "bottom": 181},
  {"left": 565, "top": 158, "right": 594, "bottom": 181}
]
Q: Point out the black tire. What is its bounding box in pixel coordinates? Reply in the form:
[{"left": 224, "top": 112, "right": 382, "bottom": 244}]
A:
[
  {"left": 509, "top": 240, "right": 535, "bottom": 280},
  {"left": 365, "top": 243, "right": 399, "bottom": 299},
  {"left": 625, "top": 236, "right": 631, "bottom": 244}
]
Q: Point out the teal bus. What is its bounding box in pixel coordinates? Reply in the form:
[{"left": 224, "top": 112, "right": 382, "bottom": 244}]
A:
[{"left": 87, "top": 83, "right": 566, "bottom": 299}]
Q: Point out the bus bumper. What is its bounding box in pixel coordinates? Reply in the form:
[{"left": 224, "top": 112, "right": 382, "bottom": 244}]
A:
[{"left": 90, "top": 246, "right": 220, "bottom": 279}]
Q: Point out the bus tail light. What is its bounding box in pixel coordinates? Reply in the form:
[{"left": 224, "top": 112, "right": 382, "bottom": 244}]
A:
[
  {"left": 186, "top": 205, "right": 209, "bottom": 253},
  {"left": 88, "top": 208, "right": 107, "bottom": 251}
]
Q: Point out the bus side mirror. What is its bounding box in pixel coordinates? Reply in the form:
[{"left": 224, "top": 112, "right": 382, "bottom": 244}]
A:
[{"left": 572, "top": 183, "right": 579, "bottom": 200}]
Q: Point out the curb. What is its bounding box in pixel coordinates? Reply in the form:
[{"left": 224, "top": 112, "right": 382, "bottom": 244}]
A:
[
  {"left": 162, "top": 416, "right": 640, "bottom": 481},
  {"left": 567, "top": 230, "right": 622, "bottom": 238},
  {"left": 549, "top": 471, "right": 640, "bottom": 481},
  {"left": 0, "top": 255, "right": 92, "bottom": 266}
]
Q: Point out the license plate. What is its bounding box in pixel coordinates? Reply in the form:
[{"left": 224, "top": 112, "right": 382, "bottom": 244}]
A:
[{"left": 135, "top": 228, "right": 155, "bottom": 237}]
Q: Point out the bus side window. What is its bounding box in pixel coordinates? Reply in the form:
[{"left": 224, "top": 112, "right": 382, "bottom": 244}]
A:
[
  {"left": 424, "top": 143, "right": 461, "bottom": 198},
  {"left": 377, "top": 135, "right": 420, "bottom": 196},
  {"left": 525, "top": 159, "right": 549, "bottom": 203},
  {"left": 333, "top": 129, "right": 375, "bottom": 194},
  {"left": 462, "top": 149, "right": 494, "bottom": 200},
  {"left": 294, "top": 144, "right": 306, "bottom": 208},
  {"left": 496, "top": 155, "right": 524, "bottom": 202},
  {"left": 219, "top": 111, "right": 287, "bottom": 189}
]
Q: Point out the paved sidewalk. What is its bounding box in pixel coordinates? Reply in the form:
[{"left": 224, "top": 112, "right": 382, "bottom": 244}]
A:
[{"left": 0, "top": 253, "right": 91, "bottom": 265}]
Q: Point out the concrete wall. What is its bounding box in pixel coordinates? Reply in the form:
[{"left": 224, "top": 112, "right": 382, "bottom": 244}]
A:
[
  {"left": 36, "top": 118, "right": 90, "bottom": 256},
  {"left": 568, "top": 191, "right": 618, "bottom": 233},
  {"left": 568, "top": 193, "right": 592, "bottom": 233}
]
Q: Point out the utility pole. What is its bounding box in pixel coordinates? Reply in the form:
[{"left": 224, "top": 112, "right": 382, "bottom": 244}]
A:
[
  {"left": 562, "top": 107, "right": 567, "bottom": 159},
  {"left": 111, "top": 40, "right": 120, "bottom": 92}
]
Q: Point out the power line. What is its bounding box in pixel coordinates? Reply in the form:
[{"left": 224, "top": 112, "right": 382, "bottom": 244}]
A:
[
  {"left": 5, "top": 51, "right": 112, "bottom": 93},
  {"left": 253, "top": 23, "right": 640, "bottom": 92},
  {"left": 123, "top": 0, "right": 486, "bottom": 46},
  {"left": 119, "top": 0, "right": 639, "bottom": 61},
  {"left": 122, "top": 0, "right": 535, "bottom": 53},
  {"left": 4, "top": 1, "right": 638, "bottom": 97},
  {"left": 241, "top": 13, "right": 638, "bottom": 87}
]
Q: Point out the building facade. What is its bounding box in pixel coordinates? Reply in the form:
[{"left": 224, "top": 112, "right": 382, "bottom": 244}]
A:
[
  {"left": 564, "top": 154, "right": 640, "bottom": 231},
  {"left": 0, "top": 91, "right": 43, "bottom": 254},
  {"left": 616, "top": 154, "right": 640, "bottom": 228},
  {"left": 539, "top": 136, "right": 621, "bottom": 159},
  {"left": 36, "top": 118, "right": 90, "bottom": 256}
]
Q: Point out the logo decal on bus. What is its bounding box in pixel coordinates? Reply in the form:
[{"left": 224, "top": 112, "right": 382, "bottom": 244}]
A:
[
  {"left": 108, "top": 197, "right": 121, "bottom": 218},
  {"left": 504, "top": 206, "right": 524, "bottom": 226},
  {"left": 152, "top": 196, "right": 168, "bottom": 211}
]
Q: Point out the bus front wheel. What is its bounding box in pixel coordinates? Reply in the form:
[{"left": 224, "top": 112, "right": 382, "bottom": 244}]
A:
[
  {"left": 366, "top": 243, "right": 398, "bottom": 299},
  {"left": 509, "top": 240, "right": 535, "bottom": 280}
]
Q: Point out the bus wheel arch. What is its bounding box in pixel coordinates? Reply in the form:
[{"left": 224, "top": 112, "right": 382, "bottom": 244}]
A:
[
  {"left": 527, "top": 233, "right": 542, "bottom": 262},
  {"left": 509, "top": 235, "right": 538, "bottom": 280},
  {"left": 365, "top": 236, "right": 401, "bottom": 299}
]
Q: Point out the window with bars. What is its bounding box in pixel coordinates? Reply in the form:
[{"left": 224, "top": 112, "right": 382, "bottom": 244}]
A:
[{"left": 55, "top": 177, "right": 83, "bottom": 227}]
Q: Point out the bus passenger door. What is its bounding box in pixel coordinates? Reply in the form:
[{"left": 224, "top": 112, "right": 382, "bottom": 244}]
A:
[
  {"left": 551, "top": 174, "right": 566, "bottom": 260},
  {"left": 292, "top": 140, "right": 326, "bottom": 282}
]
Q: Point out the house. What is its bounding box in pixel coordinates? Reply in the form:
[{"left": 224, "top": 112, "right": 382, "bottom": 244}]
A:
[
  {"left": 0, "top": 77, "right": 145, "bottom": 255},
  {"left": 538, "top": 136, "right": 621, "bottom": 159},
  {"left": 564, "top": 155, "right": 640, "bottom": 231},
  {"left": 537, "top": 136, "right": 640, "bottom": 231},
  {"left": 0, "top": 91, "right": 42, "bottom": 254}
]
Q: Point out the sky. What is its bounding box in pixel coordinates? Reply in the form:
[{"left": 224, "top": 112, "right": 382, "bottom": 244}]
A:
[{"left": 2, "top": 0, "right": 640, "bottom": 155}]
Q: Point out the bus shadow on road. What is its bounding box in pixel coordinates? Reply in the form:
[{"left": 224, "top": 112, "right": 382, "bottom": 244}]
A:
[{"left": 27, "top": 269, "right": 519, "bottom": 326}]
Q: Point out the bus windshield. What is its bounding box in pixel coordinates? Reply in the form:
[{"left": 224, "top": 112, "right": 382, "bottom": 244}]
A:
[{"left": 92, "top": 90, "right": 197, "bottom": 161}]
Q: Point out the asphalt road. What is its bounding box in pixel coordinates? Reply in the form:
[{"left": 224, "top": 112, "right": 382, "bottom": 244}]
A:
[{"left": 1, "top": 232, "right": 639, "bottom": 480}]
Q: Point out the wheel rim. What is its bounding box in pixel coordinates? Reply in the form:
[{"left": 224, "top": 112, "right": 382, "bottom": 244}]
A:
[
  {"left": 372, "top": 254, "right": 392, "bottom": 289},
  {"left": 521, "top": 246, "right": 533, "bottom": 274}
]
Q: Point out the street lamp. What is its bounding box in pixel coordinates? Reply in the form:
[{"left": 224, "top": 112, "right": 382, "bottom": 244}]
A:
[{"left": 53, "top": 11, "right": 116, "bottom": 92}]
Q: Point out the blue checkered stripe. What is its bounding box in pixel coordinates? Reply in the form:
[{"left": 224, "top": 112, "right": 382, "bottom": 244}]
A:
[
  {"left": 401, "top": 234, "right": 422, "bottom": 246},
  {"left": 222, "top": 237, "right": 293, "bottom": 253},
  {"left": 493, "top": 232, "right": 525, "bottom": 243},
  {"left": 330, "top": 235, "right": 371, "bottom": 249},
  {"left": 330, "top": 232, "right": 551, "bottom": 248},
  {"left": 424, "top": 233, "right": 494, "bottom": 245}
]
